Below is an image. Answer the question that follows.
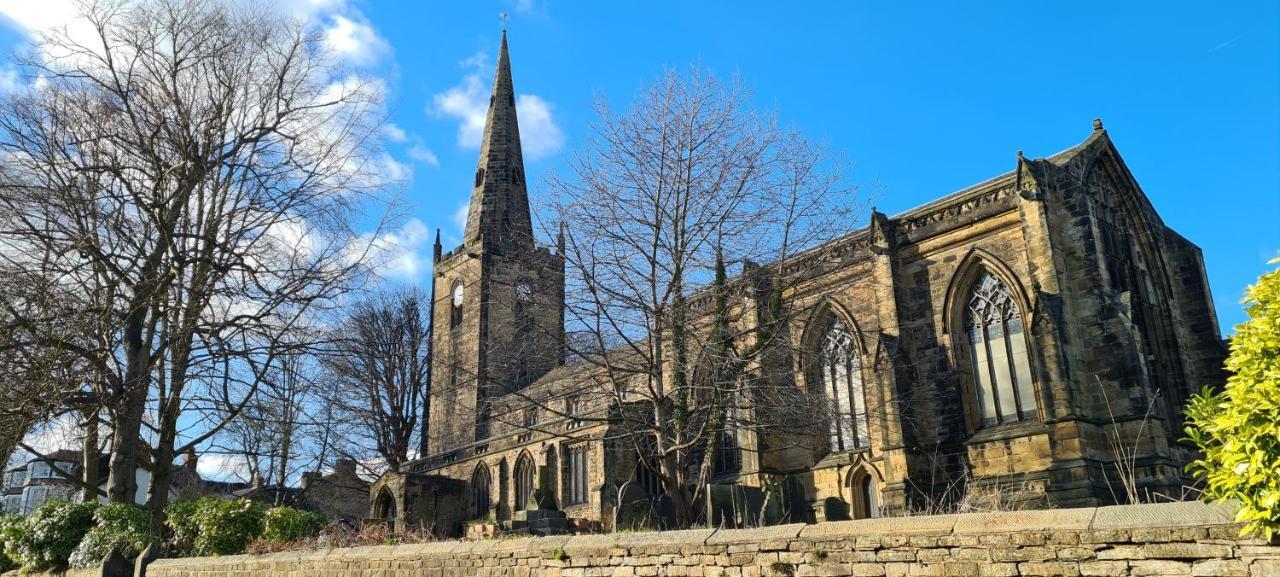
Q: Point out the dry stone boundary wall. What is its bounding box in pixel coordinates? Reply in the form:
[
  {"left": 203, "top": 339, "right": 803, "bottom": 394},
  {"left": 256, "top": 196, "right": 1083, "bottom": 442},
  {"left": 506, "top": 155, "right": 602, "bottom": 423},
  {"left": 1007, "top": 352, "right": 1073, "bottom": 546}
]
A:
[{"left": 43, "top": 503, "right": 1280, "bottom": 577}]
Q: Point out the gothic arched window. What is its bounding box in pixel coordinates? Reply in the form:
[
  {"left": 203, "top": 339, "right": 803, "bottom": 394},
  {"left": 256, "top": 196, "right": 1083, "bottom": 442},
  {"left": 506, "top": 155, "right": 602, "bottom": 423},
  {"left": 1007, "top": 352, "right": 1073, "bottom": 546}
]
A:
[
  {"left": 513, "top": 454, "right": 535, "bottom": 511},
  {"left": 964, "top": 271, "right": 1038, "bottom": 427},
  {"left": 819, "top": 318, "right": 869, "bottom": 452},
  {"left": 450, "top": 281, "right": 464, "bottom": 329},
  {"left": 712, "top": 414, "right": 741, "bottom": 478},
  {"left": 471, "top": 464, "right": 491, "bottom": 519}
]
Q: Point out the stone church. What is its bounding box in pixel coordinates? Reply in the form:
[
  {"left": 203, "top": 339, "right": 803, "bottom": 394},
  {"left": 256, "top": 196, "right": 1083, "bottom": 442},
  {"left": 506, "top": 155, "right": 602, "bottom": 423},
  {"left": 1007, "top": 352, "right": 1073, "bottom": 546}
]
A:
[{"left": 368, "top": 33, "right": 1227, "bottom": 536}]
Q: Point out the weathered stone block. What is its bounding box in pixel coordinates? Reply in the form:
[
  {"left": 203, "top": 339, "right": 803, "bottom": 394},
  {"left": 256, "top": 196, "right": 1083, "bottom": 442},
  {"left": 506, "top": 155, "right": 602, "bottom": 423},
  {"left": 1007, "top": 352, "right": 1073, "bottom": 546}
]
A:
[
  {"left": 1190, "top": 559, "right": 1247, "bottom": 577},
  {"left": 1016, "top": 562, "right": 1080, "bottom": 577},
  {"left": 1079, "top": 561, "right": 1128, "bottom": 576},
  {"left": 976, "top": 564, "right": 1020, "bottom": 577},
  {"left": 1252, "top": 559, "right": 1280, "bottom": 576},
  {"left": 1129, "top": 560, "right": 1193, "bottom": 576},
  {"left": 1142, "top": 543, "right": 1233, "bottom": 560}
]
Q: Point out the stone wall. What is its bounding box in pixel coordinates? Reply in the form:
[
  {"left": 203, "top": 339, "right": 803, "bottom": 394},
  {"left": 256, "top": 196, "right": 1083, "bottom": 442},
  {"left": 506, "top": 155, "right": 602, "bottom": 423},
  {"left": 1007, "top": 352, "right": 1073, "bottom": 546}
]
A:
[{"left": 141, "top": 503, "right": 1279, "bottom": 577}]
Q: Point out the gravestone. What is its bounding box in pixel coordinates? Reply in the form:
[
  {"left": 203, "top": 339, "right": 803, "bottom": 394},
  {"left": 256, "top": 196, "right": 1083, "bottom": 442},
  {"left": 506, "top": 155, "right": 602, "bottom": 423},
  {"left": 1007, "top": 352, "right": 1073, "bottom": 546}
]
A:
[{"left": 510, "top": 464, "right": 569, "bottom": 535}]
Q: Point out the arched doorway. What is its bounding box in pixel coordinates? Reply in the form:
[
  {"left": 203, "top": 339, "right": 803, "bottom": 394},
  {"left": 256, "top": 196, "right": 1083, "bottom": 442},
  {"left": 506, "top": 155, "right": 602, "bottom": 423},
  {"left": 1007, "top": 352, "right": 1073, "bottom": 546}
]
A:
[
  {"left": 848, "top": 468, "right": 881, "bottom": 519},
  {"left": 374, "top": 488, "right": 397, "bottom": 527},
  {"left": 471, "top": 464, "right": 492, "bottom": 520}
]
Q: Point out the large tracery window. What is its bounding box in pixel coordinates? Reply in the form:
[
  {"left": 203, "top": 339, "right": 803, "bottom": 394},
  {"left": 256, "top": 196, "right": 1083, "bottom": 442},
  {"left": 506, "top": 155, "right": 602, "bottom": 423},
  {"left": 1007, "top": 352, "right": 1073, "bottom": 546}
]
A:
[
  {"left": 819, "top": 319, "right": 869, "bottom": 452},
  {"left": 964, "top": 271, "right": 1038, "bottom": 427}
]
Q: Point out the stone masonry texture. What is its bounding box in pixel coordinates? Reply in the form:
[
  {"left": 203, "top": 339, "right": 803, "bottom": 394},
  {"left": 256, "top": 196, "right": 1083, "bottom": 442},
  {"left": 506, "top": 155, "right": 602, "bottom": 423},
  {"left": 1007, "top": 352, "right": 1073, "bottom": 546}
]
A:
[
  {"left": 128, "top": 502, "right": 1280, "bottom": 577},
  {"left": 400, "top": 27, "right": 1229, "bottom": 536}
]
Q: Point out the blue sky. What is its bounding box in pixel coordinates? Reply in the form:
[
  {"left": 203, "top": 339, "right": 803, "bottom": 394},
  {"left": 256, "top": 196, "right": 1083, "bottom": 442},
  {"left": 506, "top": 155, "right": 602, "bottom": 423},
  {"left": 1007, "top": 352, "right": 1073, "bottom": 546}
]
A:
[{"left": 0, "top": 1, "right": 1276, "bottom": 334}]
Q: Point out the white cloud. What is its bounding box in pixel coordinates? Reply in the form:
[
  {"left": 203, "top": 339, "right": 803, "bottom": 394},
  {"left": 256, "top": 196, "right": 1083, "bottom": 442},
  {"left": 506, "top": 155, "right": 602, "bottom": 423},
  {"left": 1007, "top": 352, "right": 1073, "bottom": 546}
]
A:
[
  {"left": 197, "top": 453, "right": 253, "bottom": 482},
  {"left": 408, "top": 144, "right": 439, "bottom": 167},
  {"left": 0, "top": 65, "right": 20, "bottom": 92},
  {"left": 322, "top": 14, "right": 390, "bottom": 67},
  {"left": 515, "top": 94, "right": 565, "bottom": 160},
  {"left": 432, "top": 72, "right": 489, "bottom": 149},
  {"left": 377, "top": 152, "right": 412, "bottom": 183},
  {"left": 383, "top": 123, "right": 408, "bottom": 143},
  {"left": 368, "top": 218, "right": 433, "bottom": 282},
  {"left": 0, "top": 0, "right": 392, "bottom": 70},
  {"left": 278, "top": 0, "right": 347, "bottom": 21},
  {"left": 0, "top": 0, "right": 77, "bottom": 34},
  {"left": 453, "top": 200, "right": 470, "bottom": 233},
  {"left": 430, "top": 51, "right": 564, "bottom": 161},
  {"left": 459, "top": 51, "right": 489, "bottom": 70}
]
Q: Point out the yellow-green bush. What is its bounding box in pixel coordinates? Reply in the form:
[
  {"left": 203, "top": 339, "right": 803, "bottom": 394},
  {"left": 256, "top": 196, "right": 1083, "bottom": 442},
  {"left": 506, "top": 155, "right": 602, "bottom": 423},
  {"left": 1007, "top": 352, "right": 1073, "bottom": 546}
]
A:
[
  {"left": 261, "top": 507, "right": 324, "bottom": 543},
  {"left": 1187, "top": 260, "right": 1280, "bottom": 539},
  {"left": 165, "top": 498, "right": 264, "bottom": 556}
]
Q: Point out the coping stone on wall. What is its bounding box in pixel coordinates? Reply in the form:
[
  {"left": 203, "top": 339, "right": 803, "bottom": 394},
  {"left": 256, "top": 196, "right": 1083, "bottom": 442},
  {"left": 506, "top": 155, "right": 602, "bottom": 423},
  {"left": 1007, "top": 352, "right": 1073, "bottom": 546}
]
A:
[
  {"left": 486, "top": 537, "right": 538, "bottom": 553},
  {"left": 529, "top": 534, "right": 574, "bottom": 553},
  {"left": 706, "top": 524, "right": 806, "bottom": 545},
  {"left": 611, "top": 527, "right": 718, "bottom": 548},
  {"left": 559, "top": 532, "right": 619, "bottom": 554},
  {"left": 951, "top": 508, "right": 1097, "bottom": 534},
  {"left": 1091, "top": 501, "right": 1237, "bottom": 530},
  {"left": 389, "top": 541, "right": 461, "bottom": 558},
  {"left": 798, "top": 514, "right": 959, "bottom": 539}
]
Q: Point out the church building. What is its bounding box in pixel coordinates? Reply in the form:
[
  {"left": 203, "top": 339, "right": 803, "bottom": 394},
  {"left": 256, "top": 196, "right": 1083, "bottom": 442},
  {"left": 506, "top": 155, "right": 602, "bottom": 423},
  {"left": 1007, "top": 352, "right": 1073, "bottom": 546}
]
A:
[{"left": 368, "top": 33, "right": 1227, "bottom": 536}]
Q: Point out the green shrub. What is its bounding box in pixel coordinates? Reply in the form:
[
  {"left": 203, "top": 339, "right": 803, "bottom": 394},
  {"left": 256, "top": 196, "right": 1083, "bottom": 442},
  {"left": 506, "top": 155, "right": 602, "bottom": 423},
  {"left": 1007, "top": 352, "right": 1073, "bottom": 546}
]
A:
[
  {"left": 261, "top": 507, "right": 324, "bottom": 543},
  {"left": 1187, "top": 260, "right": 1280, "bottom": 539},
  {"left": 4, "top": 499, "right": 99, "bottom": 572},
  {"left": 165, "top": 498, "right": 264, "bottom": 556},
  {"left": 68, "top": 503, "right": 160, "bottom": 569},
  {"left": 0, "top": 514, "right": 23, "bottom": 572},
  {"left": 163, "top": 498, "right": 202, "bottom": 554}
]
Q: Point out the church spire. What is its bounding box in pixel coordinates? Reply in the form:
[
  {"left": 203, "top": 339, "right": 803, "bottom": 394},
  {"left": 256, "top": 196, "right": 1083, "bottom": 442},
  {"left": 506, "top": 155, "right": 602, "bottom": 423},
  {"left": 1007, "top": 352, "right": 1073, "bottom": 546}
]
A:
[{"left": 462, "top": 30, "right": 533, "bottom": 252}]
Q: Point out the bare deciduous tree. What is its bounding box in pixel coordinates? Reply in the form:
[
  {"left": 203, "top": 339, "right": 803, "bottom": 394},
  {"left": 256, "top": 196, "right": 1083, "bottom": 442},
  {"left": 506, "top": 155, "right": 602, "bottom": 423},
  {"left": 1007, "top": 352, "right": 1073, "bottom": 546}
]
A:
[
  {"left": 0, "top": 0, "right": 391, "bottom": 516},
  {"left": 538, "top": 66, "right": 863, "bottom": 527},
  {"left": 323, "top": 287, "right": 431, "bottom": 470}
]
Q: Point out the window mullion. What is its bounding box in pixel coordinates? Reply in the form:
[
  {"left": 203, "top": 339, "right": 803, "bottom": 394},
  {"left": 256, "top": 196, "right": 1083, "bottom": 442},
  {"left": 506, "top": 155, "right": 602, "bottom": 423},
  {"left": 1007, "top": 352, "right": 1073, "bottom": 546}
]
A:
[
  {"left": 981, "top": 321, "right": 1003, "bottom": 423},
  {"left": 1002, "top": 314, "right": 1023, "bottom": 419}
]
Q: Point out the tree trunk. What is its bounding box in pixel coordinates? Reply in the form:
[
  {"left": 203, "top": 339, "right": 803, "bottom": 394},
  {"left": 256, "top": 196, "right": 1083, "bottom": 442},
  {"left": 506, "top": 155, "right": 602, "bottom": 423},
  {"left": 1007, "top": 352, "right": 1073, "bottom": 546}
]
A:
[
  {"left": 81, "top": 409, "right": 100, "bottom": 498},
  {"left": 107, "top": 385, "right": 146, "bottom": 504}
]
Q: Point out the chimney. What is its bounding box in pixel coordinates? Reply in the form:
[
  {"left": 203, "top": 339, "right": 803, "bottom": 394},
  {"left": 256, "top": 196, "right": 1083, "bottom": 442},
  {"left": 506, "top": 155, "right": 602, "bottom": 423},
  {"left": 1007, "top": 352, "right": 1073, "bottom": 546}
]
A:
[
  {"left": 333, "top": 458, "right": 357, "bottom": 477},
  {"left": 182, "top": 449, "right": 199, "bottom": 473}
]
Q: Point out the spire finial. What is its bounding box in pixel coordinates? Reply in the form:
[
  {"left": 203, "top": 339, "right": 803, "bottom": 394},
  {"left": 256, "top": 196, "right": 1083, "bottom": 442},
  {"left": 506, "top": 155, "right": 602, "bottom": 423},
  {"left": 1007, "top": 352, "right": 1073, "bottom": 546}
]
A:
[{"left": 499, "top": 12, "right": 509, "bottom": 31}]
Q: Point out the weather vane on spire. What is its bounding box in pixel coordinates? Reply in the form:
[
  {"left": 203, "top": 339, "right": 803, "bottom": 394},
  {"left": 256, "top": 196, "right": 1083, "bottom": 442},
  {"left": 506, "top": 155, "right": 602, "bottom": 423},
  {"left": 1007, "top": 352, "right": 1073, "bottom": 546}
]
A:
[{"left": 499, "top": 12, "right": 509, "bottom": 31}]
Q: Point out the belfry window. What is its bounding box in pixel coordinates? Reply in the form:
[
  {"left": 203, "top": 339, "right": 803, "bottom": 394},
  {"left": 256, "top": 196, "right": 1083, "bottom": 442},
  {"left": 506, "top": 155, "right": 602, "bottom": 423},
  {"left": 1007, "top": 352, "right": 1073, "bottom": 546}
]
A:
[
  {"left": 819, "top": 319, "right": 869, "bottom": 452},
  {"left": 964, "top": 271, "right": 1038, "bottom": 427},
  {"left": 450, "top": 281, "right": 464, "bottom": 329}
]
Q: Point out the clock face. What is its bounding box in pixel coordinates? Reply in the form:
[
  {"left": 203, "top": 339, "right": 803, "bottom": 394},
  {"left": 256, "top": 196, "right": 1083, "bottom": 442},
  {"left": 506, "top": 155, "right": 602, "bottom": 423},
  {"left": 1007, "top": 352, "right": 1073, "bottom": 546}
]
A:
[
  {"left": 452, "top": 282, "right": 464, "bottom": 306},
  {"left": 515, "top": 280, "right": 533, "bottom": 302}
]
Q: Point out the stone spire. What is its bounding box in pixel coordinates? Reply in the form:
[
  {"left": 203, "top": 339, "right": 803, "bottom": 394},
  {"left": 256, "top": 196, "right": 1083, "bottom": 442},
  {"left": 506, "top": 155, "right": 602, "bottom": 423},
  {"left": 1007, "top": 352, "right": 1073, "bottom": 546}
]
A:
[{"left": 463, "top": 30, "right": 533, "bottom": 252}]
